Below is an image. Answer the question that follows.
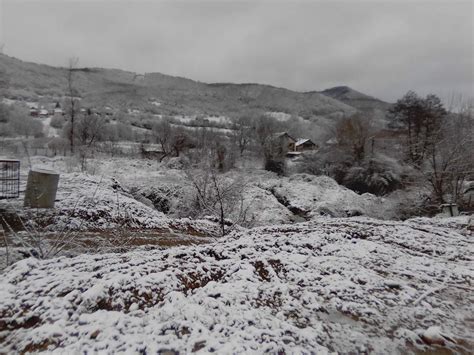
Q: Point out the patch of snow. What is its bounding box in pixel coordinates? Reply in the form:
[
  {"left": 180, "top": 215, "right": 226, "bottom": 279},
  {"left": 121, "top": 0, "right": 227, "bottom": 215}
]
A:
[
  {"left": 266, "top": 111, "right": 292, "bottom": 121},
  {"left": 1, "top": 98, "right": 17, "bottom": 106}
]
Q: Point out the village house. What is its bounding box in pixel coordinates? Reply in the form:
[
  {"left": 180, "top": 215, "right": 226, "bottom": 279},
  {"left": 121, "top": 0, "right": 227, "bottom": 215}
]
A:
[
  {"left": 272, "top": 132, "right": 317, "bottom": 158},
  {"left": 273, "top": 132, "right": 296, "bottom": 151},
  {"left": 28, "top": 102, "right": 39, "bottom": 117},
  {"left": 38, "top": 108, "right": 49, "bottom": 118},
  {"left": 53, "top": 107, "right": 63, "bottom": 117},
  {"left": 295, "top": 138, "right": 318, "bottom": 152}
]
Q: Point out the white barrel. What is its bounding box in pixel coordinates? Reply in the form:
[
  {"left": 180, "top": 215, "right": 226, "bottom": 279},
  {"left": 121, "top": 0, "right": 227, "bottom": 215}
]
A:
[{"left": 24, "top": 169, "right": 60, "bottom": 208}]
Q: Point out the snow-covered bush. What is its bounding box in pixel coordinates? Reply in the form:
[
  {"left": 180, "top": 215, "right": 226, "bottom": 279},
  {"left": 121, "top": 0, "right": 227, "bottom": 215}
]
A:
[
  {"left": 342, "top": 157, "right": 403, "bottom": 195},
  {"left": 300, "top": 149, "right": 409, "bottom": 196},
  {"left": 298, "top": 147, "right": 352, "bottom": 182},
  {"left": 49, "top": 114, "right": 65, "bottom": 129}
]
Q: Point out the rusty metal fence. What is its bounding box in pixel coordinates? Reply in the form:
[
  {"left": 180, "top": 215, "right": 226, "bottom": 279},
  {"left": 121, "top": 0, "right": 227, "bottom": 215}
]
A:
[{"left": 0, "top": 160, "right": 20, "bottom": 199}]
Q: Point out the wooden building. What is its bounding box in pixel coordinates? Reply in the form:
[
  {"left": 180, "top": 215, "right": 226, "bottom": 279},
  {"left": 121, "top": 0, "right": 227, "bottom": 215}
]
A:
[{"left": 295, "top": 138, "right": 317, "bottom": 152}]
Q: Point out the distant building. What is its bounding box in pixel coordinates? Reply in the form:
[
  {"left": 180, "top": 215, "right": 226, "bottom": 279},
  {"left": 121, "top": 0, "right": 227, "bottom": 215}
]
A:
[
  {"left": 272, "top": 132, "right": 296, "bottom": 151},
  {"left": 39, "top": 109, "right": 49, "bottom": 118},
  {"left": 295, "top": 138, "right": 317, "bottom": 152},
  {"left": 53, "top": 108, "right": 63, "bottom": 117}
]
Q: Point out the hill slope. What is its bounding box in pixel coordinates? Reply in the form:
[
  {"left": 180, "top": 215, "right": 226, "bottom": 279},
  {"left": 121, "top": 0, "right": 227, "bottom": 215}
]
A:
[
  {"left": 320, "top": 85, "right": 391, "bottom": 112},
  {"left": 0, "top": 54, "right": 356, "bottom": 118}
]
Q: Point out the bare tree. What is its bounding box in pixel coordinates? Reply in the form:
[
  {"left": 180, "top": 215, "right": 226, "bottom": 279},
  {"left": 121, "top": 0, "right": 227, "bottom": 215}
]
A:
[
  {"left": 171, "top": 128, "right": 193, "bottom": 157},
  {"left": 0, "top": 66, "right": 9, "bottom": 100},
  {"left": 66, "top": 57, "right": 79, "bottom": 153},
  {"left": 254, "top": 115, "right": 288, "bottom": 174},
  {"left": 335, "top": 113, "right": 373, "bottom": 162},
  {"left": 231, "top": 115, "right": 253, "bottom": 156},
  {"left": 75, "top": 110, "right": 106, "bottom": 148},
  {"left": 184, "top": 158, "right": 248, "bottom": 236},
  {"left": 151, "top": 118, "right": 173, "bottom": 161},
  {"left": 426, "top": 106, "right": 474, "bottom": 204}
]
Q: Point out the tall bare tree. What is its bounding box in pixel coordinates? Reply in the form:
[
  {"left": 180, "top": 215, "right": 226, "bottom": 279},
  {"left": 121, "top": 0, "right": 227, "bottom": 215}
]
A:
[
  {"left": 231, "top": 115, "right": 253, "bottom": 156},
  {"left": 335, "top": 113, "right": 372, "bottom": 162},
  {"left": 184, "top": 158, "right": 248, "bottom": 236},
  {"left": 426, "top": 107, "right": 474, "bottom": 204},
  {"left": 0, "top": 66, "right": 9, "bottom": 97},
  {"left": 151, "top": 118, "right": 173, "bottom": 160},
  {"left": 254, "top": 115, "right": 288, "bottom": 174},
  {"left": 66, "top": 57, "right": 79, "bottom": 153}
]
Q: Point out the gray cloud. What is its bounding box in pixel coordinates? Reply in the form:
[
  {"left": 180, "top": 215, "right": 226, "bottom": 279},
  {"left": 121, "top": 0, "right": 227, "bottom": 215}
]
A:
[{"left": 1, "top": 0, "right": 473, "bottom": 102}]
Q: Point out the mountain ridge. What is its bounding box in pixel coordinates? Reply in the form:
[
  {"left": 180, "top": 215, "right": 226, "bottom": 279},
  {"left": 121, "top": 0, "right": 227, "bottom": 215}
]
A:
[{"left": 0, "top": 54, "right": 388, "bottom": 118}]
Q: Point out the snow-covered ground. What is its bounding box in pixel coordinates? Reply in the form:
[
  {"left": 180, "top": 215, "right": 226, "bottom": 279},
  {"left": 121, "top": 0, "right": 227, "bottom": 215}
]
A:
[
  {"left": 0, "top": 156, "right": 404, "bottom": 241},
  {"left": 5, "top": 156, "right": 395, "bottom": 227},
  {"left": 38, "top": 115, "right": 60, "bottom": 137},
  {"left": 0, "top": 217, "right": 472, "bottom": 353}
]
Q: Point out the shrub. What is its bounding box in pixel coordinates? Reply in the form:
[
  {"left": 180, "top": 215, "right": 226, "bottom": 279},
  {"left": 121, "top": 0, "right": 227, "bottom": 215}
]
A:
[
  {"left": 300, "top": 149, "right": 407, "bottom": 196},
  {"left": 50, "top": 115, "right": 65, "bottom": 129},
  {"left": 342, "top": 158, "right": 403, "bottom": 195},
  {"left": 265, "top": 159, "right": 286, "bottom": 176}
]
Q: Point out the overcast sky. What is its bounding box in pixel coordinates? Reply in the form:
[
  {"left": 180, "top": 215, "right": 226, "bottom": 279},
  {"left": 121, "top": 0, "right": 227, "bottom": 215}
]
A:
[{"left": 0, "top": 0, "right": 472, "bottom": 102}]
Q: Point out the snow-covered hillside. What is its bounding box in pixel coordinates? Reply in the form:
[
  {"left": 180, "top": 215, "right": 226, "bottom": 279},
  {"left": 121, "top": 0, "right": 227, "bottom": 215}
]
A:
[{"left": 0, "top": 218, "right": 472, "bottom": 353}]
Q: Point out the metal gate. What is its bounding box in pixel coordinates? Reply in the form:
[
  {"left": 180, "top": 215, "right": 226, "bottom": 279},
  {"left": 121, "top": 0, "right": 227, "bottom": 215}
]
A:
[{"left": 0, "top": 160, "right": 20, "bottom": 199}]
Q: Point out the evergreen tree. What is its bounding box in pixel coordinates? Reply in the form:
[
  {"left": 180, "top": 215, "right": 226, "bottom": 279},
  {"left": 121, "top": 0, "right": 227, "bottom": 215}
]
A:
[{"left": 388, "top": 91, "right": 447, "bottom": 166}]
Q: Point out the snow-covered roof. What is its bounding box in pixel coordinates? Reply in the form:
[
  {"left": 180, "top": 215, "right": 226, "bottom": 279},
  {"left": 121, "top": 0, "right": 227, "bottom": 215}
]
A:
[
  {"left": 39, "top": 109, "right": 49, "bottom": 115},
  {"left": 295, "top": 138, "right": 316, "bottom": 146}
]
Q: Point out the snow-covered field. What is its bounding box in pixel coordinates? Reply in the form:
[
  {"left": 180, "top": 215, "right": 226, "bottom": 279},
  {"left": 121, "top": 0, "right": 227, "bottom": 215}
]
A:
[
  {"left": 1, "top": 218, "right": 472, "bottom": 353},
  {"left": 1, "top": 155, "right": 473, "bottom": 353}
]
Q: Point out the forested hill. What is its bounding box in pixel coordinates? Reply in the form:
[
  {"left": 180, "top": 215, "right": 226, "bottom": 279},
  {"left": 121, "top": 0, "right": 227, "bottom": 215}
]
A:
[
  {"left": 320, "top": 86, "right": 392, "bottom": 111},
  {"left": 0, "top": 54, "right": 391, "bottom": 119}
]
